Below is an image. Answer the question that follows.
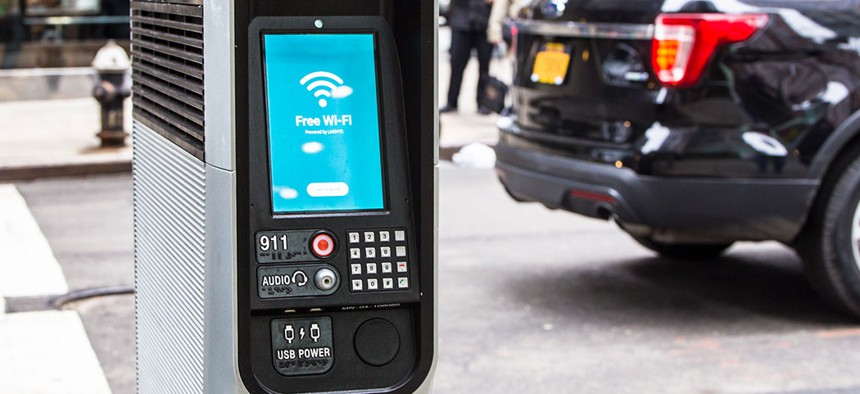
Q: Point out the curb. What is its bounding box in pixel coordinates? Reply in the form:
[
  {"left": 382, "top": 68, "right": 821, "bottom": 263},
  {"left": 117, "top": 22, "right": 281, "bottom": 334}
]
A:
[
  {"left": 441, "top": 142, "right": 497, "bottom": 163},
  {"left": 440, "top": 145, "right": 460, "bottom": 162},
  {"left": 0, "top": 143, "right": 495, "bottom": 182},
  {"left": 0, "top": 161, "right": 132, "bottom": 182}
]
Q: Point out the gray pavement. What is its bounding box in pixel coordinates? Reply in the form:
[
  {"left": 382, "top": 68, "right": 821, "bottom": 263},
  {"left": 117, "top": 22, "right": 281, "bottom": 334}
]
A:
[
  {"left": 8, "top": 26, "right": 856, "bottom": 394},
  {"left": 0, "top": 26, "right": 503, "bottom": 181},
  {"left": 7, "top": 169, "right": 860, "bottom": 393},
  {"left": 14, "top": 175, "right": 134, "bottom": 394},
  {"left": 18, "top": 175, "right": 135, "bottom": 391},
  {"left": 436, "top": 167, "right": 860, "bottom": 393},
  {"left": 0, "top": 98, "right": 132, "bottom": 181},
  {"left": 0, "top": 26, "right": 505, "bottom": 392},
  {"left": 0, "top": 182, "right": 112, "bottom": 394},
  {"left": 438, "top": 26, "right": 510, "bottom": 151}
]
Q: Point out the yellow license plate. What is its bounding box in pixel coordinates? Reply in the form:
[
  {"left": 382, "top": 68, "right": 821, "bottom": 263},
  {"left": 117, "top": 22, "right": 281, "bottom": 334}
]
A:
[{"left": 531, "top": 43, "right": 571, "bottom": 85}]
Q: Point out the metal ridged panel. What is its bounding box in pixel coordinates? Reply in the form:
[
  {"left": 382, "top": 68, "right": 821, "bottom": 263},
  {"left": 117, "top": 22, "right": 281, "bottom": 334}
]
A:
[
  {"left": 131, "top": 0, "right": 205, "bottom": 160},
  {"left": 134, "top": 122, "right": 205, "bottom": 394}
]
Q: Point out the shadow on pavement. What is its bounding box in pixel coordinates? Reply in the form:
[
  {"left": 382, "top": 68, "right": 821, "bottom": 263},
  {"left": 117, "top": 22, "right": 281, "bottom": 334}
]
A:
[{"left": 505, "top": 252, "right": 852, "bottom": 331}]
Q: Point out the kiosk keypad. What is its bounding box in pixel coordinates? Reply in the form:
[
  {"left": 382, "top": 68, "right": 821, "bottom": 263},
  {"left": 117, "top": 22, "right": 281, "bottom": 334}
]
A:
[{"left": 347, "top": 228, "right": 410, "bottom": 292}]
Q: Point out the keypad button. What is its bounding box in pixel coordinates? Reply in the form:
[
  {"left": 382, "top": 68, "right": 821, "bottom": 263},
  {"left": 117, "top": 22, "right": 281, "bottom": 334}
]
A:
[
  {"left": 365, "top": 247, "right": 376, "bottom": 259},
  {"left": 367, "top": 279, "right": 378, "bottom": 290},
  {"left": 351, "top": 264, "right": 362, "bottom": 275},
  {"left": 364, "top": 232, "right": 375, "bottom": 243},
  {"left": 379, "top": 231, "right": 390, "bottom": 242},
  {"left": 350, "top": 248, "right": 361, "bottom": 259},
  {"left": 348, "top": 232, "right": 360, "bottom": 244},
  {"left": 397, "top": 261, "right": 408, "bottom": 273},
  {"left": 397, "top": 277, "right": 409, "bottom": 289},
  {"left": 352, "top": 279, "right": 363, "bottom": 291},
  {"left": 380, "top": 247, "right": 391, "bottom": 258},
  {"left": 381, "top": 262, "right": 392, "bottom": 273},
  {"left": 396, "top": 246, "right": 407, "bottom": 257},
  {"left": 383, "top": 278, "right": 394, "bottom": 289},
  {"left": 395, "top": 230, "right": 406, "bottom": 242},
  {"left": 366, "top": 263, "right": 377, "bottom": 274}
]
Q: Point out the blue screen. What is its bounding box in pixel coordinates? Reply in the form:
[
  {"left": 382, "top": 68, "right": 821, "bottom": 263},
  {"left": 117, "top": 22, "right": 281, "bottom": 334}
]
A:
[{"left": 264, "top": 34, "right": 385, "bottom": 213}]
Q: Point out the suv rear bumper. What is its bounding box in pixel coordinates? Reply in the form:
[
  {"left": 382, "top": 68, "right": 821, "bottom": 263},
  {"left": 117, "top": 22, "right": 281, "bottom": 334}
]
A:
[{"left": 495, "top": 142, "right": 819, "bottom": 243}]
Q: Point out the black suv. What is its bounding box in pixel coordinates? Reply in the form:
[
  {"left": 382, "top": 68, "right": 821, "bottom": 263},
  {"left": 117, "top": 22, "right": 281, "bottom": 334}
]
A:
[{"left": 495, "top": 0, "right": 860, "bottom": 316}]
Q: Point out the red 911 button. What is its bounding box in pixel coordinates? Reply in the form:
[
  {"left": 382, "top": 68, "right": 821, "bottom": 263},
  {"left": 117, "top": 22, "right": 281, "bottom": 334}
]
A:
[{"left": 311, "top": 233, "right": 335, "bottom": 258}]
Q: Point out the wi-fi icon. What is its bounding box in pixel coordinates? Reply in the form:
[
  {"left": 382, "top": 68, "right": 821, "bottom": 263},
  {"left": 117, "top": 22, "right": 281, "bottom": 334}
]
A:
[{"left": 300, "top": 71, "right": 349, "bottom": 108}]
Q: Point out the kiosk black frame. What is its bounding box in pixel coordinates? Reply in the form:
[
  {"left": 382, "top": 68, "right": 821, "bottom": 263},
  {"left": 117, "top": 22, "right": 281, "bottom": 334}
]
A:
[{"left": 236, "top": 6, "right": 436, "bottom": 393}]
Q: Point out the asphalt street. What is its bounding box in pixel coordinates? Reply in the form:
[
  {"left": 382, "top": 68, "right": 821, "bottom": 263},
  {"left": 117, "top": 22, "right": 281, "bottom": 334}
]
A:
[
  {"left": 12, "top": 167, "right": 860, "bottom": 393},
  {"left": 16, "top": 175, "right": 134, "bottom": 392}
]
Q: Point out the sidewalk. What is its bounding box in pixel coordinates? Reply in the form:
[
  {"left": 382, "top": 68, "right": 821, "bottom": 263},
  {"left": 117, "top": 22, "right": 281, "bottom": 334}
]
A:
[
  {"left": 438, "top": 26, "right": 510, "bottom": 159},
  {"left": 0, "top": 27, "right": 505, "bottom": 181},
  {"left": 0, "top": 98, "right": 132, "bottom": 182},
  {"left": 0, "top": 96, "right": 500, "bottom": 181},
  {"left": 0, "top": 97, "right": 499, "bottom": 181},
  {"left": 0, "top": 184, "right": 112, "bottom": 393}
]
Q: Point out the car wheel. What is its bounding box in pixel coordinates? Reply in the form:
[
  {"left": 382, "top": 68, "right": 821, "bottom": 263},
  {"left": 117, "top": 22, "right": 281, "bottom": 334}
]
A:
[
  {"left": 630, "top": 235, "right": 733, "bottom": 261},
  {"left": 798, "top": 150, "right": 860, "bottom": 316}
]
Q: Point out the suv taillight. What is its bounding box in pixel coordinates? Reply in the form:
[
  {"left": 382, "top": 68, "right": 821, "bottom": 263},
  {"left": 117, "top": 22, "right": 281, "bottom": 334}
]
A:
[{"left": 652, "top": 13, "right": 768, "bottom": 88}]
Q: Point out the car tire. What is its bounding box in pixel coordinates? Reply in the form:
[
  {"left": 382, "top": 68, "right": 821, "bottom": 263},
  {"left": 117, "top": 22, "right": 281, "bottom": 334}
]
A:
[
  {"left": 797, "top": 149, "right": 860, "bottom": 317},
  {"left": 631, "top": 235, "right": 733, "bottom": 261}
]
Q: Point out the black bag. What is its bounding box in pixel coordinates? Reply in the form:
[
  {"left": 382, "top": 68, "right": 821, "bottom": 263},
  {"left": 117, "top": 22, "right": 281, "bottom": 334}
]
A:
[
  {"left": 479, "top": 75, "right": 508, "bottom": 114},
  {"left": 502, "top": 18, "right": 515, "bottom": 46}
]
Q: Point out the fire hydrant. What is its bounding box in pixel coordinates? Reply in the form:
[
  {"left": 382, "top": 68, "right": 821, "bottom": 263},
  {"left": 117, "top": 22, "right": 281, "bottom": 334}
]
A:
[{"left": 92, "top": 40, "right": 131, "bottom": 148}]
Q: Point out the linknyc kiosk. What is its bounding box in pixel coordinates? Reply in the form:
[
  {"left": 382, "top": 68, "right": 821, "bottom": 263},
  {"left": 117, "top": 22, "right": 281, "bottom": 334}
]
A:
[{"left": 131, "top": 0, "right": 437, "bottom": 392}]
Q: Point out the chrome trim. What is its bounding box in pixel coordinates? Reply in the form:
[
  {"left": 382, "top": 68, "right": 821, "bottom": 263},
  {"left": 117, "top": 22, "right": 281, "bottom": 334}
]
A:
[
  {"left": 517, "top": 19, "right": 654, "bottom": 40},
  {"left": 203, "top": 164, "right": 248, "bottom": 394},
  {"left": 204, "top": 0, "right": 236, "bottom": 171}
]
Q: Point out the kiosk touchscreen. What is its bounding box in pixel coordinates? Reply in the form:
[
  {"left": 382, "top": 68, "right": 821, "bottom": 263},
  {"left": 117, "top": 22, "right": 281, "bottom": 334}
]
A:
[
  {"left": 239, "top": 16, "right": 433, "bottom": 393},
  {"left": 265, "top": 33, "right": 385, "bottom": 214}
]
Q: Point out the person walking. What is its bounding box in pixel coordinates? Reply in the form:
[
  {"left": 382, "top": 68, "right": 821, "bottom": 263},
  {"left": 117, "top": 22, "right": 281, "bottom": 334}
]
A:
[{"left": 440, "top": 0, "right": 494, "bottom": 115}]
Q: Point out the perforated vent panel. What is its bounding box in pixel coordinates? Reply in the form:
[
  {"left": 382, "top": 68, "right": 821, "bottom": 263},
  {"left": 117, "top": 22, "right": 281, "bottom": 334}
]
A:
[
  {"left": 134, "top": 122, "right": 206, "bottom": 394},
  {"left": 131, "top": 0, "right": 205, "bottom": 160}
]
